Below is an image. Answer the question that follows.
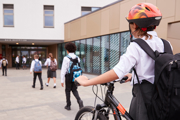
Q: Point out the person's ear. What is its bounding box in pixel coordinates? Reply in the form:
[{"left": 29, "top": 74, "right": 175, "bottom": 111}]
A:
[{"left": 134, "top": 23, "right": 138, "bottom": 29}]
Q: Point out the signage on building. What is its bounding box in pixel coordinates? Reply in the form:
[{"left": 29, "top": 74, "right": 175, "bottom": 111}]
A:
[{"left": 4, "top": 39, "right": 27, "bottom": 41}]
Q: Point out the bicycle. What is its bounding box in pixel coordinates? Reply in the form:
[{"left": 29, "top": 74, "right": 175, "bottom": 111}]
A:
[{"left": 74, "top": 77, "right": 133, "bottom": 120}]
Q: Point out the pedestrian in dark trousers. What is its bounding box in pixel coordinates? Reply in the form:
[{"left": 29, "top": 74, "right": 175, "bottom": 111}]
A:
[
  {"left": 16, "top": 55, "right": 20, "bottom": 69},
  {"left": 61, "top": 42, "right": 84, "bottom": 111},
  {"left": 30, "top": 54, "right": 43, "bottom": 90},
  {"left": 0, "top": 56, "right": 8, "bottom": 76}
]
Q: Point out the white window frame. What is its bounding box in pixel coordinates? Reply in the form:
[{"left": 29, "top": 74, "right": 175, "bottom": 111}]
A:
[
  {"left": 44, "top": 9, "right": 54, "bottom": 28},
  {"left": 3, "top": 8, "right": 14, "bottom": 27}
]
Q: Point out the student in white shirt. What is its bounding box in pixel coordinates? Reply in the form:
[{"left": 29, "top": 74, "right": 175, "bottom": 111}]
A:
[
  {"left": 75, "top": 3, "right": 167, "bottom": 120},
  {"left": 44, "top": 53, "right": 57, "bottom": 88},
  {"left": 15, "top": 55, "right": 20, "bottom": 69},
  {"left": 30, "top": 54, "right": 43, "bottom": 90},
  {"left": 0, "top": 56, "right": 8, "bottom": 76},
  {"left": 22, "top": 56, "right": 27, "bottom": 70},
  {"left": 61, "top": 42, "right": 83, "bottom": 111}
]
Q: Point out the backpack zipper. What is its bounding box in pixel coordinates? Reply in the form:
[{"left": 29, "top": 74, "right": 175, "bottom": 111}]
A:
[{"left": 168, "top": 61, "right": 173, "bottom": 71}]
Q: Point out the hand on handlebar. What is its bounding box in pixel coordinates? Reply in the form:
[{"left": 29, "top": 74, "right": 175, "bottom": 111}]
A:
[
  {"left": 124, "top": 73, "right": 132, "bottom": 83},
  {"left": 75, "top": 75, "right": 89, "bottom": 87}
]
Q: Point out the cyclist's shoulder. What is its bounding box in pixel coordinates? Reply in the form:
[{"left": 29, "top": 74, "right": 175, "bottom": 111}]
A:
[{"left": 127, "top": 41, "right": 142, "bottom": 51}]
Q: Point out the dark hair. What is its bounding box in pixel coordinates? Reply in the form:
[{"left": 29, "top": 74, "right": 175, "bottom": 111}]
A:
[
  {"left": 130, "top": 23, "right": 154, "bottom": 40},
  {"left": 49, "top": 53, "right": 54, "bottom": 61},
  {"left": 65, "top": 42, "right": 76, "bottom": 52}
]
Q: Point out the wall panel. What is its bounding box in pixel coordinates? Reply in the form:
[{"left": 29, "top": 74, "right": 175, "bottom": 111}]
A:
[
  {"left": 175, "top": 0, "right": 180, "bottom": 21},
  {"left": 81, "top": 17, "right": 87, "bottom": 37},
  {"left": 109, "top": 3, "right": 120, "bottom": 33},
  {"left": 167, "top": 38, "right": 180, "bottom": 54},
  {"left": 101, "top": 8, "right": 110, "bottom": 35},
  {"left": 87, "top": 12, "right": 101, "bottom": 38},
  {"left": 156, "top": 17, "right": 174, "bottom": 39},
  {"left": 157, "top": 0, "right": 176, "bottom": 19}
]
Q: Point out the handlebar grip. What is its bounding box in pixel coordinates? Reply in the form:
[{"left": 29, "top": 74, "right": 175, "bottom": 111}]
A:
[
  {"left": 120, "top": 76, "right": 128, "bottom": 84},
  {"left": 74, "top": 80, "right": 80, "bottom": 86}
]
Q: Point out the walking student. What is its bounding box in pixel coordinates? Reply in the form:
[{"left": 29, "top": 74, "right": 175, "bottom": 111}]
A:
[
  {"left": 15, "top": 55, "right": 20, "bottom": 69},
  {"left": 75, "top": 3, "right": 168, "bottom": 120},
  {"left": 0, "top": 56, "right": 8, "bottom": 76},
  {"left": 44, "top": 53, "right": 57, "bottom": 88},
  {"left": 61, "top": 42, "right": 84, "bottom": 111},
  {"left": 30, "top": 54, "right": 43, "bottom": 90},
  {"left": 22, "top": 56, "right": 27, "bottom": 70}
]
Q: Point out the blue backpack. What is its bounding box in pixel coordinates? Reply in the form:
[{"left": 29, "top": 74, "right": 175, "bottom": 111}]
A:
[
  {"left": 34, "top": 61, "right": 42, "bottom": 73},
  {"left": 67, "top": 55, "right": 82, "bottom": 82}
]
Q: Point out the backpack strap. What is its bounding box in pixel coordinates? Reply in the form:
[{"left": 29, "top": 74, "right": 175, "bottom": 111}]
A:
[
  {"left": 66, "top": 55, "right": 73, "bottom": 61},
  {"left": 161, "top": 39, "right": 173, "bottom": 54},
  {"left": 133, "top": 38, "right": 156, "bottom": 60}
]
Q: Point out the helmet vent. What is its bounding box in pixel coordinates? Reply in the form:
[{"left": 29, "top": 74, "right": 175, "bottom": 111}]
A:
[{"left": 145, "top": 7, "right": 150, "bottom": 11}]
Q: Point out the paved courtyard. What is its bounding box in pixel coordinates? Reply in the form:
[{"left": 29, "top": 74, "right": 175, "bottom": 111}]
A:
[{"left": 0, "top": 68, "right": 132, "bottom": 120}]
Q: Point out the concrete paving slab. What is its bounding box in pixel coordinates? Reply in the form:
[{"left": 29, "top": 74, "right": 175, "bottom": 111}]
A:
[{"left": 0, "top": 68, "right": 132, "bottom": 120}]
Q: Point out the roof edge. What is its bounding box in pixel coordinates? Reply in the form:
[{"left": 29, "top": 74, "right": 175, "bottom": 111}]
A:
[{"left": 64, "top": 0, "right": 123, "bottom": 24}]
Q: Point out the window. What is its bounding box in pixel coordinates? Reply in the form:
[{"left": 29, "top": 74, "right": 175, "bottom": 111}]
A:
[
  {"left": 44, "top": 5, "right": 54, "bottom": 28},
  {"left": 91, "top": 7, "right": 100, "bottom": 12},
  {"left": 2, "top": 45, "right": 6, "bottom": 57},
  {"left": 3, "top": 4, "right": 14, "bottom": 27},
  {"left": 81, "top": 7, "right": 100, "bottom": 16}
]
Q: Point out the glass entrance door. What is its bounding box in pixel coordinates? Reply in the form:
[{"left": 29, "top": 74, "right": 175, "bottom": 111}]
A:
[
  {"left": 11, "top": 46, "right": 47, "bottom": 67},
  {"left": 29, "top": 51, "right": 38, "bottom": 66},
  {"left": 21, "top": 51, "right": 30, "bottom": 67},
  {"left": 12, "top": 50, "right": 20, "bottom": 67},
  {"left": 38, "top": 51, "right": 46, "bottom": 65}
]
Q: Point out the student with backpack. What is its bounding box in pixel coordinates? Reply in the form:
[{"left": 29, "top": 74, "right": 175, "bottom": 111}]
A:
[
  {"left": 30, "top": 54, "right": 43, "bottom": 90},
  {"left": 0, "top": 56, "right": 8, "bottom": 76},
  {"left": 75, "top": 3, "right": 177, "bottom": 120},
  {"left": 44, "top": 53, "right": 57, "bottom": 88},
  {"left": 61, "top": 42, "right": 84, "bottom": 111}
]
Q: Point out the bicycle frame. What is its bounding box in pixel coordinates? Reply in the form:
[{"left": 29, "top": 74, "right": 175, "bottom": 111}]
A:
[{"left": 92, "top": 82, "right": 133, "bottom": 120}]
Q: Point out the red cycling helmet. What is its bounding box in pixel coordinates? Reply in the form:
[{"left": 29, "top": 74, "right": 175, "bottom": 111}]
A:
[{"left": 126, "top": 3, "right": 162, "bottom": 28}]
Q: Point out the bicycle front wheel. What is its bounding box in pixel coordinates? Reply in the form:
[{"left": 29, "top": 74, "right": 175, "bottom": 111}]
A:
[{"left": 75, "top": 106, "right": 107, "bottom": 120}]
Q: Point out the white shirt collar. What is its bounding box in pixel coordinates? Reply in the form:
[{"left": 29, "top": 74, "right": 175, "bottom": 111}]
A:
[
  {"left": 147, "top": 31, "right": 158, "bottom": 37},
  {"left": 68, "top": 53, "right": 75, "bottom": 55}
]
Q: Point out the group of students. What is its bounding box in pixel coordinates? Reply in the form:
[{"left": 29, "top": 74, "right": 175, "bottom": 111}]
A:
[
  {"left": 30, "top": 43, "right": 84, "bottom": 111},
  {"left": 0, "top": 55, "right": 26, "bottom": 76},
  {"left": 15, "top": 55, "right": 27, "bottom": 70},
  {"left": 30, "top": 53, "right": 57, "bottom": 90}
]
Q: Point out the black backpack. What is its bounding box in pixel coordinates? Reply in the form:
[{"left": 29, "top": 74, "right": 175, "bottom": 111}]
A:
[
  {"left": 133, "top": 38, "right": 180, "bottom": 120},
  {"left": 66, "top": 55, "right": 83, "bottom": 82}
]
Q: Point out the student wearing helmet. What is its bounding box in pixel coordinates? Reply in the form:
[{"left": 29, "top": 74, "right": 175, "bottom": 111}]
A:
[{"left": 75, "top": 3, "right": 171, "bottom": 120}]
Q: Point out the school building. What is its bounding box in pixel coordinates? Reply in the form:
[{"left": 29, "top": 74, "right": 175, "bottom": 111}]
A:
[
  {"left": 0, "top": 0, "right": 117, "bottom": 67},
  {"left": 60, "top": 0, "right": 180, "bottom": 74},
  {"left": 1, "top": 0, "right": 180, "bottom": 74}
]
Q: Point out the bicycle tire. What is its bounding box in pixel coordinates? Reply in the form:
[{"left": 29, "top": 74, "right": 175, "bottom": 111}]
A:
[{"left": 75, "top": 106, "right": 107, "bottom": 120}]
